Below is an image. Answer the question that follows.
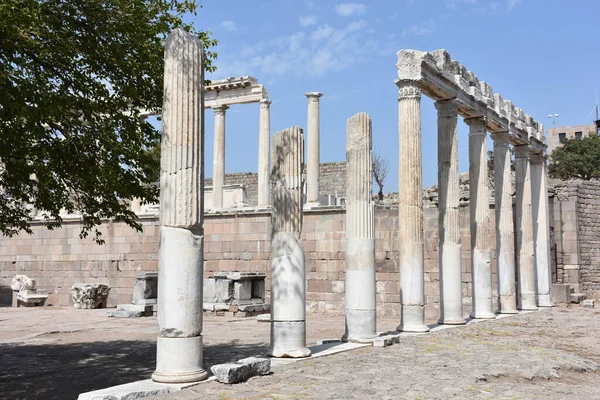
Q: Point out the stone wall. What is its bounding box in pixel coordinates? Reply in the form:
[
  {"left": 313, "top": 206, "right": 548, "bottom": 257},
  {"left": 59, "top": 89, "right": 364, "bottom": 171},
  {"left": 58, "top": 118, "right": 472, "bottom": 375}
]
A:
[
  {"left": 573, "top": 180, "right": 600, "bottom": 298},
  {"left": 0, "top": 205, "right": 497, "bottom": 319},
  {"left": 205, "top": 162, "right": 347, "bottom": 207}
]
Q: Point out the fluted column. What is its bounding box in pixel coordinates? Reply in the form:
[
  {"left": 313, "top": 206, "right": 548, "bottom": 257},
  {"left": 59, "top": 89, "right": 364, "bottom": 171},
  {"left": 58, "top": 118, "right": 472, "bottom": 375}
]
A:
[
  {"left": 514, "top": 145, "right": 538, "bottom": 310},
  {"left": 465, "top": 116, "right": 495, "bottom": 319},
  {"left": 270, "top": 126, "right": 311, "bottom": 358},
  {"left": 491, "top": 132, "right": 518, "bottom": 314},
  {"left": 436, "top": 99, "right": 465, "bottom": 325},
  {"left": 153, "top": 28, "right": 207, "bottom": 383},
  {"left": 212, "top": 105, "right": 228, "bottom": 209},
  {"left": 396, "top": 80, "right": 428, "bottom": 333},
  {"left": 531, "top": 153, "right": 553, "bottom": 307},
  {"left": 343, "top": 112, "right": 377, "bottom": 343},
  {"left": 257, "top": 99, "right": 272, "bottom": 207},
  {"left": 305, "top": 92, "right": 323, "bottom": 207}
]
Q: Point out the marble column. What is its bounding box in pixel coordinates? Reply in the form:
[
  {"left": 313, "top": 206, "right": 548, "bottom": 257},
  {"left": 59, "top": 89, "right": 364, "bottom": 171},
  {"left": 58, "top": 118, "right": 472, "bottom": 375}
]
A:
[
  {"left": 514, "top": 145, "right": 538, "bottom": 310},
  {"left": 212, "top": 105, "right": 229, "bottom": 209},
  {"left": 257, "top": 99, "right": 272, "bottom": 207},
  {"left": 270, "top": 126, "right": 311, "bottom": 358},
  {"left": 491, "top": 132, "right": 518, "bottom": 314},
  {"left": 436, "top": 99, "right": 465, "bottom": 325},
  {"left": 531, "top": 153, "right": 553, "bottom": 307},
  {"left": 396, "top": 80, "right": 428, "bottom": 333},
  {"left": 343, "top": 112, "right": 377, "bottom": 343},
  {"left": 465, "top": 117, "right": 495, "bottom": 319},
  {"left": 305, "top": 92, "right": 323, "bottom": 207},
  {"left": 152, "top": 28, "right": 207, "bottom": 383}
]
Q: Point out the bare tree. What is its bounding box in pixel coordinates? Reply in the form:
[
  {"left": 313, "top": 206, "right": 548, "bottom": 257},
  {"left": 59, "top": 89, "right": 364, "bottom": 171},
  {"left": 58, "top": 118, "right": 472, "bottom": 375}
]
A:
[{"left": 372, "top": 150, "right": 389, "bottom": 200}]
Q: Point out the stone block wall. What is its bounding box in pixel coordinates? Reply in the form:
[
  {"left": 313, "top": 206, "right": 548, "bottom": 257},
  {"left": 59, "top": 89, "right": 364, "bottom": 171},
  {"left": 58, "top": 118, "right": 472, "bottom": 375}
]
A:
[
  {"left": 0, "top": 217, "right": 160, "bottom": 307},
  {"left": 574, "top": 180, "right": 600, "bottom": 298},
  {"left": 204, "top": 162, "right": 347, "bottom": 207}
]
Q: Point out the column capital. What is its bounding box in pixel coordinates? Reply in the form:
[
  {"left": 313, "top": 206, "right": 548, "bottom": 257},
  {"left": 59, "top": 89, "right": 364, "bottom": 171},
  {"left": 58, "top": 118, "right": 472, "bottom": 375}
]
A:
[
  {"left": 305, "top": 92, "right": 323, "bottom": 103},
  {"left": 490, "top": 131, "right": 510, "bottom": 144},
  {"left": 260, "top": 98, "right": 272, "bottom": 110},
  {"left": 464, "top": 115, "right": 487, "bottom": 127},
  {"left": 514, "top": 144, "right": 531, "bottom": 159},
  {"left": 213, "top": 104, "right": 229, "bottom": 116},
  {"left": 396, "top": 79, "right": 421, "bottom": 99},
  {"left": 434, "top": 98, "right": 460, "bottom": 118},
  {"left": 530, "top": 152, "right": 547, "bottom": 165}
]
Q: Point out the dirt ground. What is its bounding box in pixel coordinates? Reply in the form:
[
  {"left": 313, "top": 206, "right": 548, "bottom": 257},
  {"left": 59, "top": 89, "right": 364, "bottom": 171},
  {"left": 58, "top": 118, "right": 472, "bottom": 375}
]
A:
[{"left": 1, "top": 305, "right": 599, "bottom": 400}]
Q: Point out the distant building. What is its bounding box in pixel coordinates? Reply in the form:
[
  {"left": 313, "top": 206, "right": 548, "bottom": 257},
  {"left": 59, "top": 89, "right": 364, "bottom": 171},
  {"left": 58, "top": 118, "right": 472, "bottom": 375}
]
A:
[{"left": 547, "top": 124, "right": 598, "bottom": 154}]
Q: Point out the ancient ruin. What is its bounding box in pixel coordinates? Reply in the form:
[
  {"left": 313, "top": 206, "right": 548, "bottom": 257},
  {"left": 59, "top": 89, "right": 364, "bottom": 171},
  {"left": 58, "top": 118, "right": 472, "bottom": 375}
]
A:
[
  {"left": 269, "top": 126, "right": 311, "bottom": 358},
  {"left": 152, "top": 28, "right": 206, "bottom": 383},
  {"left": 343, "top": 113, "right": 377, "bottom": 342}
]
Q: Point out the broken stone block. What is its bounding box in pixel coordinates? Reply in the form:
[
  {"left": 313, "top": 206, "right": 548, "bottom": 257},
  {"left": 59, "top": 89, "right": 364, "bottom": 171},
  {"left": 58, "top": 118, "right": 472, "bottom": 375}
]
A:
[
  {"left": 11, "top": 275, "right": 35, "bottom": 291},
  {"left": 211, "top": 357, "right": 270, "bottom": 383},
  {"left": 203, "top": 278, "right": 233, "bottom": 303},
  {"left": 571, "top": 293, "right": 585, "bottom": 304},
  {"left": 107, "top": 304, "right": 153, "bottom": 318},
  {"left": 16, "top": 289, "right": 48, "bottom": 307},
  {"left": 583, "top": 299, "right": 595, "bottom": 308},
  {"left": 234, "top": 281, "right": 252, "bottom": 301},
  {"left": 71, "top": 283, "right": 110, "bottom": 309},
  {"left": 551, "top": 283, "right": 571, "bottom": 304},
  {"left": 132, "top": 272, "right": 158, "bottom": 305}
]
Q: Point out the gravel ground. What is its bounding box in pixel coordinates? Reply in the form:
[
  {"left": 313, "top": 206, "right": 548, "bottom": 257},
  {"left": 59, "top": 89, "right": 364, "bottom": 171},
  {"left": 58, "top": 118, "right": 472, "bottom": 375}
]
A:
[
  {"left": 1, "top": 305, "right": 599, "bottom": 400},
  {"left": 155, "top": 306, "right": 600, "bottom": 400}
]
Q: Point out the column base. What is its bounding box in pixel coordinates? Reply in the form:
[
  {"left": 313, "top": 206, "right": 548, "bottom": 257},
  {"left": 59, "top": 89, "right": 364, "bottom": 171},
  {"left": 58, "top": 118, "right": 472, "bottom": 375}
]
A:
[
  {"left": 270, "top": 321, "right": 311, "bottom": 358},
  {"left": 152, "top": 336, "right": 207, "bottom": 384},
  {"left": 518, "top": 294, "right": 538, "bottom": 311},
  {"left": 497, "top": 308, "right": 519, "bottom": 315},
  {"left": 497, "top": 296, "right": 518, "bottom": 314},
  {"left": 438, "top": 318, "right": 467, "bottom": 326},
  {"left": 469, "top": 312, "right": 497, "bottom": 320},
  {"left": 537, "top": 294, "right": 554, "bottom": 307},
  {"left": 343, "top": 309, "right": 377, "bottom": 343},
  {"left": 397, "top": 305, "right": 429, "bottom": 332}
]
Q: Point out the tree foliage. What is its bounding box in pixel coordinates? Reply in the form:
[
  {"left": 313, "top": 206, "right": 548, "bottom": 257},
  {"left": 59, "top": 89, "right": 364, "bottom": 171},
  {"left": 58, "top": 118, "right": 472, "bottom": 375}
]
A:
[
  {"left": 0, "top": 0, "right": 217, "bottom": 242},
  {"left": 372, "top": 150, "right": 389, "bottom": 201},
  {"left": 549, "top": 134, "right": 600, "bottom": 180}
]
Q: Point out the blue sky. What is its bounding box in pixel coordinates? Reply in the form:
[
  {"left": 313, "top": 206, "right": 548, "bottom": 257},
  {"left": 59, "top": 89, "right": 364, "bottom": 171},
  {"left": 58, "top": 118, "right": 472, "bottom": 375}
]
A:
[{"left": 187, "top": 0, "right": 599, "bottom": 191}]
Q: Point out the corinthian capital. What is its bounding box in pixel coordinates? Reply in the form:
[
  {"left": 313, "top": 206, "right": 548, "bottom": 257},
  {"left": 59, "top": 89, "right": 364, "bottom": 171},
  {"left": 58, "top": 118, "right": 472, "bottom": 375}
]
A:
[
  {"left": 396, "top": 79, "right": 421, "bottom": 99},
  {"left": 260, "top": 99, "right": 272, "bottom": 110},
  {"left": 213, "top": 105, "right": 229, "bottom": 116}
]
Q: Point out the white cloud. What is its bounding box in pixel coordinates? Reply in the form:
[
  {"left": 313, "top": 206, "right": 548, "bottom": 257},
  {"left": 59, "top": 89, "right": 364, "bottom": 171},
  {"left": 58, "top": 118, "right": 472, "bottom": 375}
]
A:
[
  {"left": 212, "top": 19, "right": 377, "bottom": 80},
  {"left": 403, "top": 18, "right": 437, "bottom": 36},
  {"left": 220, "top": 20, "right": 238, "bottom": 32},
  {"left": 335, "top": 3, "right": 367, "bottom": 17},
  {"left": 507, "top": 0, "right": 522, "bottom": 10},
  {"left": 299, "top": 15, "right": 318, "bottom": 27}
]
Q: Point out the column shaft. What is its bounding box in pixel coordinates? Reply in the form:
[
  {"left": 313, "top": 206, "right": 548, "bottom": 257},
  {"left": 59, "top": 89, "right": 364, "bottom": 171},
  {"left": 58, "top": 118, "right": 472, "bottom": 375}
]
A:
[
  {"left": 396, "top": 80, "right": 428, "bottom": 333},
  {"left": 491, "top": 133, "right": 518, "bottom": 314},
  {"left": 514, "top": 145, "right": 538, "bottom": 310},
  {"left": 270, "top": 126, "right": 311, "bottom": 358},
  {"left": 531, "top": 153, "right": 553, "bottom": 307},
  {"left": 466, "top": 117, "right": 495, "bottom": 319},
  {"left": 436, "top": 99, "right": 465, "bottom": 325},
  {"left": 212, "top": 105, "right": 228, "bottom": 209},
  {"left": 153, "top": 28, "right": 207, "bottom": 384},
  {"left": 305, "top": 92, "right": 322, "bottom": 206},
  {"left": 257, "top": 99, "right": 272, "bottom": 207},
  {"left": 344, "top": 112, "right": 377, "bottom": 342}
]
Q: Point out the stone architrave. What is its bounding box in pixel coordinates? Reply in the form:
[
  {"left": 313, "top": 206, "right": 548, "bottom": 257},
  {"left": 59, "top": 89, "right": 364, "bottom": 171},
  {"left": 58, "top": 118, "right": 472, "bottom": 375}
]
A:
[
  {"left": 305, "top": 92, "right": 323, "bottom": 207},
  {"left": 152, "top": 28, "right": 207, "bottom": 384},
  {"left": 343, "top": 112, "right": 377, "bottom": 342},
  {"left": 531, "top": 153, "right": 553, "bottom": 307},
  {"left": 396, "top": 80, "right": 429, "bottom": 333},
  {"left": 212, "top": 105, "right": 229, "bottom": 209},
  {"left": 270, "top": 126, "right": 311, "bottom": 358},
  {"left": 491, "top": 132, "right": 518, "bottom": 314},
  {"left": 514, "top": 145, "right": 538, "bottom": 310},
  {"left": 465, "top": 116, "right": 495, "bottom": 319},
  {"left": 435, "top": 99, "right": 466, "bottom": 325},
  {"left": 257, "top": 99, "right": 272, "bottom": 207}
]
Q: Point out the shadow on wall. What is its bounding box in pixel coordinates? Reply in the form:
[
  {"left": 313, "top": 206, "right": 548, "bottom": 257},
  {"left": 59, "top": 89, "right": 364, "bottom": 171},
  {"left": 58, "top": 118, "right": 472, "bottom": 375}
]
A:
[
  {"left": 0, "top": 339, "right": 269, "bottom": 400},
  {"left": 0, "top": 286, "right": 12, "bottom": 307}
]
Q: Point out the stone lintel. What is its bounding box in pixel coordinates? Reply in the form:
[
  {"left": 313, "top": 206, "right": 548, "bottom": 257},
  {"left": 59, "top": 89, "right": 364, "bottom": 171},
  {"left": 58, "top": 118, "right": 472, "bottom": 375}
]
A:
[{"left": 396, "top": 48, "right": 544, "bottom": 153}]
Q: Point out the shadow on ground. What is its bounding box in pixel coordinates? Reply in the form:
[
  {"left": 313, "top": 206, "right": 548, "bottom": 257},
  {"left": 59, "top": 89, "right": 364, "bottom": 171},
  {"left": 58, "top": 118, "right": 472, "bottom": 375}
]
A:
[{"left": 0, "top": 339, "right": 269, "bottom": 400}]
